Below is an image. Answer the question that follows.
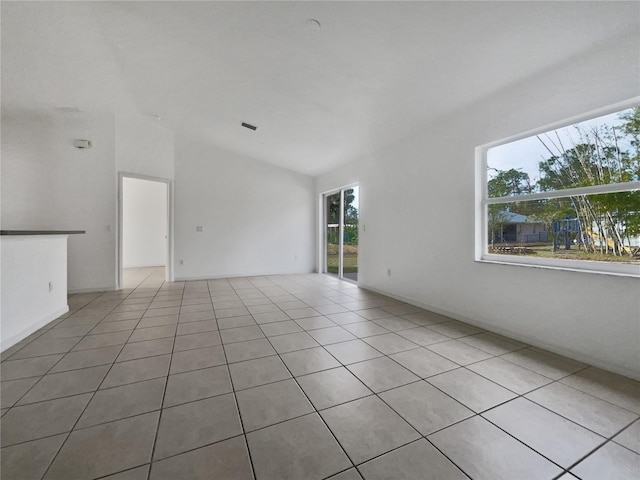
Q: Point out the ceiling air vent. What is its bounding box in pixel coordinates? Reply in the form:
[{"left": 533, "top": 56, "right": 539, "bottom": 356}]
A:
[
  {"left": 54, "top": 106, "right": 81, "bottom": 114},
  {"left": 241, "top": 122, "right": 257, "bottom": 131}
]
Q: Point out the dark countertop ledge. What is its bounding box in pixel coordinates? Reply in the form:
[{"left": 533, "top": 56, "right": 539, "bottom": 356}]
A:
[{"left": 1, "top": 230, "right": 86, "bottom": 236}]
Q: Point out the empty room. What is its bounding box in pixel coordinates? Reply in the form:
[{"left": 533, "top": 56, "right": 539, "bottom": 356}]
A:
[{"left": 1, "top": 1, "right": 639, "bottom": 480}]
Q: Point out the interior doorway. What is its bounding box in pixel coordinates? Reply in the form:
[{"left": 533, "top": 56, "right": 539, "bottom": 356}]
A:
[
  {"left": 323, "top": 185, "right": 359, "bottom": 282},
  {"left": 118, "top": 173, "right": 171, "bottom": 289}
]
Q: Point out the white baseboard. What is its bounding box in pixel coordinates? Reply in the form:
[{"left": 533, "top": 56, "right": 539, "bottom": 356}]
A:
[
  {"left": 123, "top": 264, "right": 166, "bottom": 268},
  {"left": 358, "top": 283, "right": 480, "bottom": 325},
  {"left": 1, "top": 305, "right": 69, "bottom": 352},
  {"left": 175, "top": 270, "right": 315, "bottom": 282},
  {"left": 68, "top": 286, "right": 116, "bottom": 294},
  {"left": 358, "top": 283, "right": 640, "bottom": 381}
]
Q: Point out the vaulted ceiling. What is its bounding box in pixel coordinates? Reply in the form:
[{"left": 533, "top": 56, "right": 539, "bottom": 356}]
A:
[{"left": 2, "top": 1, "right": 639, "bottom": 175}]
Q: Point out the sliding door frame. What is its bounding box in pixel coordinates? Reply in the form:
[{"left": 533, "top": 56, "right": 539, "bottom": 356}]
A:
[{"left": 320, "top": 183, "right": 359, "bottom": 283}]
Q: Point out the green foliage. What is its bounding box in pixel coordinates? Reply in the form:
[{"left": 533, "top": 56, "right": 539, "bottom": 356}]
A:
[
  {"left": 620, "top": 107, "right": 640, "bottom": 149},
  {"left": 327, "top": 189, "right": 358, "bottom": 226},
  {"left": 593, "top": 191, "right": 640, "bottom": 238},
  {"left": 344, "top": 226, "right": 358, "bottom": 245},
  {"left": 326, "top": 193, "right": 341, "bottom": 225},
  {"left": 326, "top": 227, "right": 340, "bottom": 245},
  {"left": 488, "top": 169, "right": 532, "bottom": 197},
  {"left": 487, "top": 169, "right": 541, "bottom": 244},
  {"left": 536, "top": 108, "right": 639, "bottom": 190},
  {"left": 327, "top": 189, "right": 359, "bottom": 247}
]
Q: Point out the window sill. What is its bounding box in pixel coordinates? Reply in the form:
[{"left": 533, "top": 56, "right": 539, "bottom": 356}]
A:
[{"left": 478, "top": 254, "right": 640, "bottom": 278}]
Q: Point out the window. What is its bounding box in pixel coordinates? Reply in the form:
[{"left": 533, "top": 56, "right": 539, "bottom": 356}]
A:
[{"left": 476, "top": 100, "right": 640, "bottom": 277}]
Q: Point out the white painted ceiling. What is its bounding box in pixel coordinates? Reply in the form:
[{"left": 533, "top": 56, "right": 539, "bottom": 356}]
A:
[{"left": 2, "top": 1, "right": 639, "bottom": 176}]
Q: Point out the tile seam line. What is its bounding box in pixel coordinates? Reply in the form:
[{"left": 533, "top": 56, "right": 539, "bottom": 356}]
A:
[
  {"left": 478, "top": 404, "right": 605, "bottom": 474},
  {"left": 39, "top": 279, "right": 167, "bottom": 480},
  {"left": 522, "top": 391, "right": 640, "bottom": 440},
  {"left": 253, "top": 294, "right": 360, "bottom": 474},
  {"left": 147, "top": 278, "right": 184, "bottom": 480},
  {"left": 2, "top": 273, "right": 636, "bottom": 479},
  {"left": 207, "top": 280, "right": 259, "bottom": 480},
  {"left": 4, "top": 305, "right": 125, "bottom": 406}
]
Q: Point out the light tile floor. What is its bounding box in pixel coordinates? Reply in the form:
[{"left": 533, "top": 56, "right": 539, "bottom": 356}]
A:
[{"left": 1, "top": 267, "right": 639, "bottom": 479}]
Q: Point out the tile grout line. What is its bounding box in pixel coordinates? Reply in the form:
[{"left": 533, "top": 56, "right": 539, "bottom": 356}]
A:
[
  {"left": 478, "top": 406, "right": 588, "bottom": 476},
  {"left": 322, "top": 331, "right": 481, "bottom": 478},
  {"left": 344, "top": 332, "right": 577, "bottom": 478},
  {"left": 146, "top": 277, "right": 184, "bottom": 480},
  {"left": 248, "top": 294, "right": 362, "bottom": 474},
  {"left": 1, "top": 272, "right": 637, "bottom": 479},
  {"left": 3, "top": 292, "right": 132, "bottom": 411},
  {"left": 174, "top": 282, "right": 636, "bottom": 476},
  {"left": 39, "top": 274, "right": 171, "bottom": 480},
  {"left": 278, "top": 277, "right": 473, "bottom": 479},
  {"left": 206, "top": 279, "right": 260, "bottom": 480},
  {"left": 0, "top": 292, "right": 102, "bottom": 360},
  {"left": 239, "top": 277, "right": 388, "bottom": 474},
  {"left": 236, "top": 281, "right": 628, "bottom": 478},
  {"left": 8, "top": 326, "right": 618, "bottom": 423}
]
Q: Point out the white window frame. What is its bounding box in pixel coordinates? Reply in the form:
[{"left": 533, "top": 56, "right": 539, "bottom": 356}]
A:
[{"left": 475, "top": 98, "right": 640, "bottom": 278}]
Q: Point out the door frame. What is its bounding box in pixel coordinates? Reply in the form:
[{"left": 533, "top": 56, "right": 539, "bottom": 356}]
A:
[
  {"left": 117, "top": 172, "right": 173, "bottom": 289},
  {"left": 320, "top": 183, "right": 359, "bottom": 283}
]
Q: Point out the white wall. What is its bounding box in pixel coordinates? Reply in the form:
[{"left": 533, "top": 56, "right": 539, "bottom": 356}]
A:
[
  {"left": 123, "top": 177, "right": 167, "bottom": 268},
  {"left": 115, "top": 113, "right": 174, "bottom": 180},
  {"left": 115, "top": 112, "right": 175, "bottom": 280},
  {"left": 1, "top": 236, "right": 69, "bottom": 350},
  {"left": 316, "top": 36, "right": 640, "bottom": 379},
  {"left": 174, "top": 132, "right": 315, "bottom": 279},
  {"left": 1, "top": 111, "right": 117, "bottom": 292}
]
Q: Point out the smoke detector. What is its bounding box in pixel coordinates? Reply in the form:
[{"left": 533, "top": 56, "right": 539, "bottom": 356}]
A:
[
  {"left": 73, "top": 139, "right": 92, "bottom": 149},
  {"left": 306, "top": 19, "right": 321, "bottom": 31}
]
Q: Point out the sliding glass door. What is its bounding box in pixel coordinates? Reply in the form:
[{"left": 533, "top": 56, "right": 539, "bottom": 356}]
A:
[
  {"left": 324, "top": 186, "right": 359, "bottom": 282},
  {"left": 342, "top": 187, "right": 359, "bottom": 281},
  {"left": 325, "top": 192, "right": 341, "bottom": 277}
]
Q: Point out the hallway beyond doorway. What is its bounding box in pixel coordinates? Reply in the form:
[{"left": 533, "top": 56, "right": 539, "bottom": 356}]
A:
[{"left": 122, "top": 267, "right": 166, "bottom": 290}]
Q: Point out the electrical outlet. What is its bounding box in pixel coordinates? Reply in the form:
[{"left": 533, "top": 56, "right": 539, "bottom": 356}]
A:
[
  {"left": 49, "top": 282, "right": 54, "bottom": 292},
  {"left": 387, "top": 268, "right": 391, "bottom": 277},
  {"left": 196, "top": 226, "right": 203, "bottom": 232},
  {"left": 179, "top": 260, "right": 184, "bottom": 265}
]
